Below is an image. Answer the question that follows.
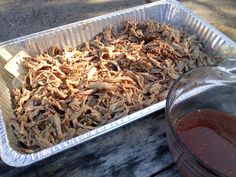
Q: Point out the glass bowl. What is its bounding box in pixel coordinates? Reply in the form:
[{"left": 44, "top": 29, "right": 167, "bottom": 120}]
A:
[{"left": 165, "top": 58, "right": 236, "bottom": 177}]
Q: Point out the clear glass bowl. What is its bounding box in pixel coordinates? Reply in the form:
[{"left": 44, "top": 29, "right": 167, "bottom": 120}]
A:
[{"left": 166, "top": 58, "right": 236, "bottom": 177}]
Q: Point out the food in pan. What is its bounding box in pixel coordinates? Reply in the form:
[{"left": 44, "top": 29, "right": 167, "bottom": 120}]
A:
[{"left": 10, "top": 20, "right": 221, "bottom": 153}]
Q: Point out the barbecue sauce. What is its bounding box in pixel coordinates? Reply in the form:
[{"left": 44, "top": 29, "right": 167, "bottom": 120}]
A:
[{"left": 175, "top": 109, "right": 236, "bottom": 177}]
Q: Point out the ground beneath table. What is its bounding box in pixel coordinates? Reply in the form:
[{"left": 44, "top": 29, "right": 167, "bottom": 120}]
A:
[{"left": 0, "top": 0, "right": 235, "bottom": 42}]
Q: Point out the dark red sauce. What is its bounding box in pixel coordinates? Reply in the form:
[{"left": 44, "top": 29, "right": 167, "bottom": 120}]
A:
[{"left": 175, "top": 109, "right": 236, "bottom": 177}]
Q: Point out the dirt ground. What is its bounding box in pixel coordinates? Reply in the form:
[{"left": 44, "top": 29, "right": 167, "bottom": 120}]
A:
[
  {"left": 182, "top": 0, "right": 236, "bottom": 41},
  {"left": 0, "top": 0, "right": 235, "bottom": 42}
]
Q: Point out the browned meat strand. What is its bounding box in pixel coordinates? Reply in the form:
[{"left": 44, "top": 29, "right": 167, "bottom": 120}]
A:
[{"left": 11, "top": 20, "right": 221, "bottom": 153}]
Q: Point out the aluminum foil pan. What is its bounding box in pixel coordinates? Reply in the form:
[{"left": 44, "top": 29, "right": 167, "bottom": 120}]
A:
[{"left": 0, "top": 0, "right": 235, "bottom": 167}]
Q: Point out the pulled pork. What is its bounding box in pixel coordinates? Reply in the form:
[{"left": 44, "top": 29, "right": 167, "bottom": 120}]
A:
[{"left": 11, "top": 20, "right": 221, "bottom": 153}]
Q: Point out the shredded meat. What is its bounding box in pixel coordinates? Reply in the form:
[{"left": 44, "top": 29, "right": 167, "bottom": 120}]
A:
[{"left": 11, "top": 20, "right": 221, "bottom": 153}]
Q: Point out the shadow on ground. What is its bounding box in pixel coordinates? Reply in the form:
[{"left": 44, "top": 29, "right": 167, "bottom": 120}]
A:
[{"left": 0, "top": 0, "right": 145, "bottom": 41}]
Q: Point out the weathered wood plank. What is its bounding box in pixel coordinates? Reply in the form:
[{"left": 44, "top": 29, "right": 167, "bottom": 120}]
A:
[
  {"left": 0, "top": 110, "right": 176, "bottom": 177},
  {"left": 153, "top": 164, "right": 182, "bottom": 177}
]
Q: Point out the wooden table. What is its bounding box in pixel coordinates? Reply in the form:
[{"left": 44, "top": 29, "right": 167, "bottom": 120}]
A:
[
  {"left": 0, "top": 0, "right": 235, "bottom": 176},
  {"left": 0, "top": 111, "right": 181, "bottom": 177}
]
